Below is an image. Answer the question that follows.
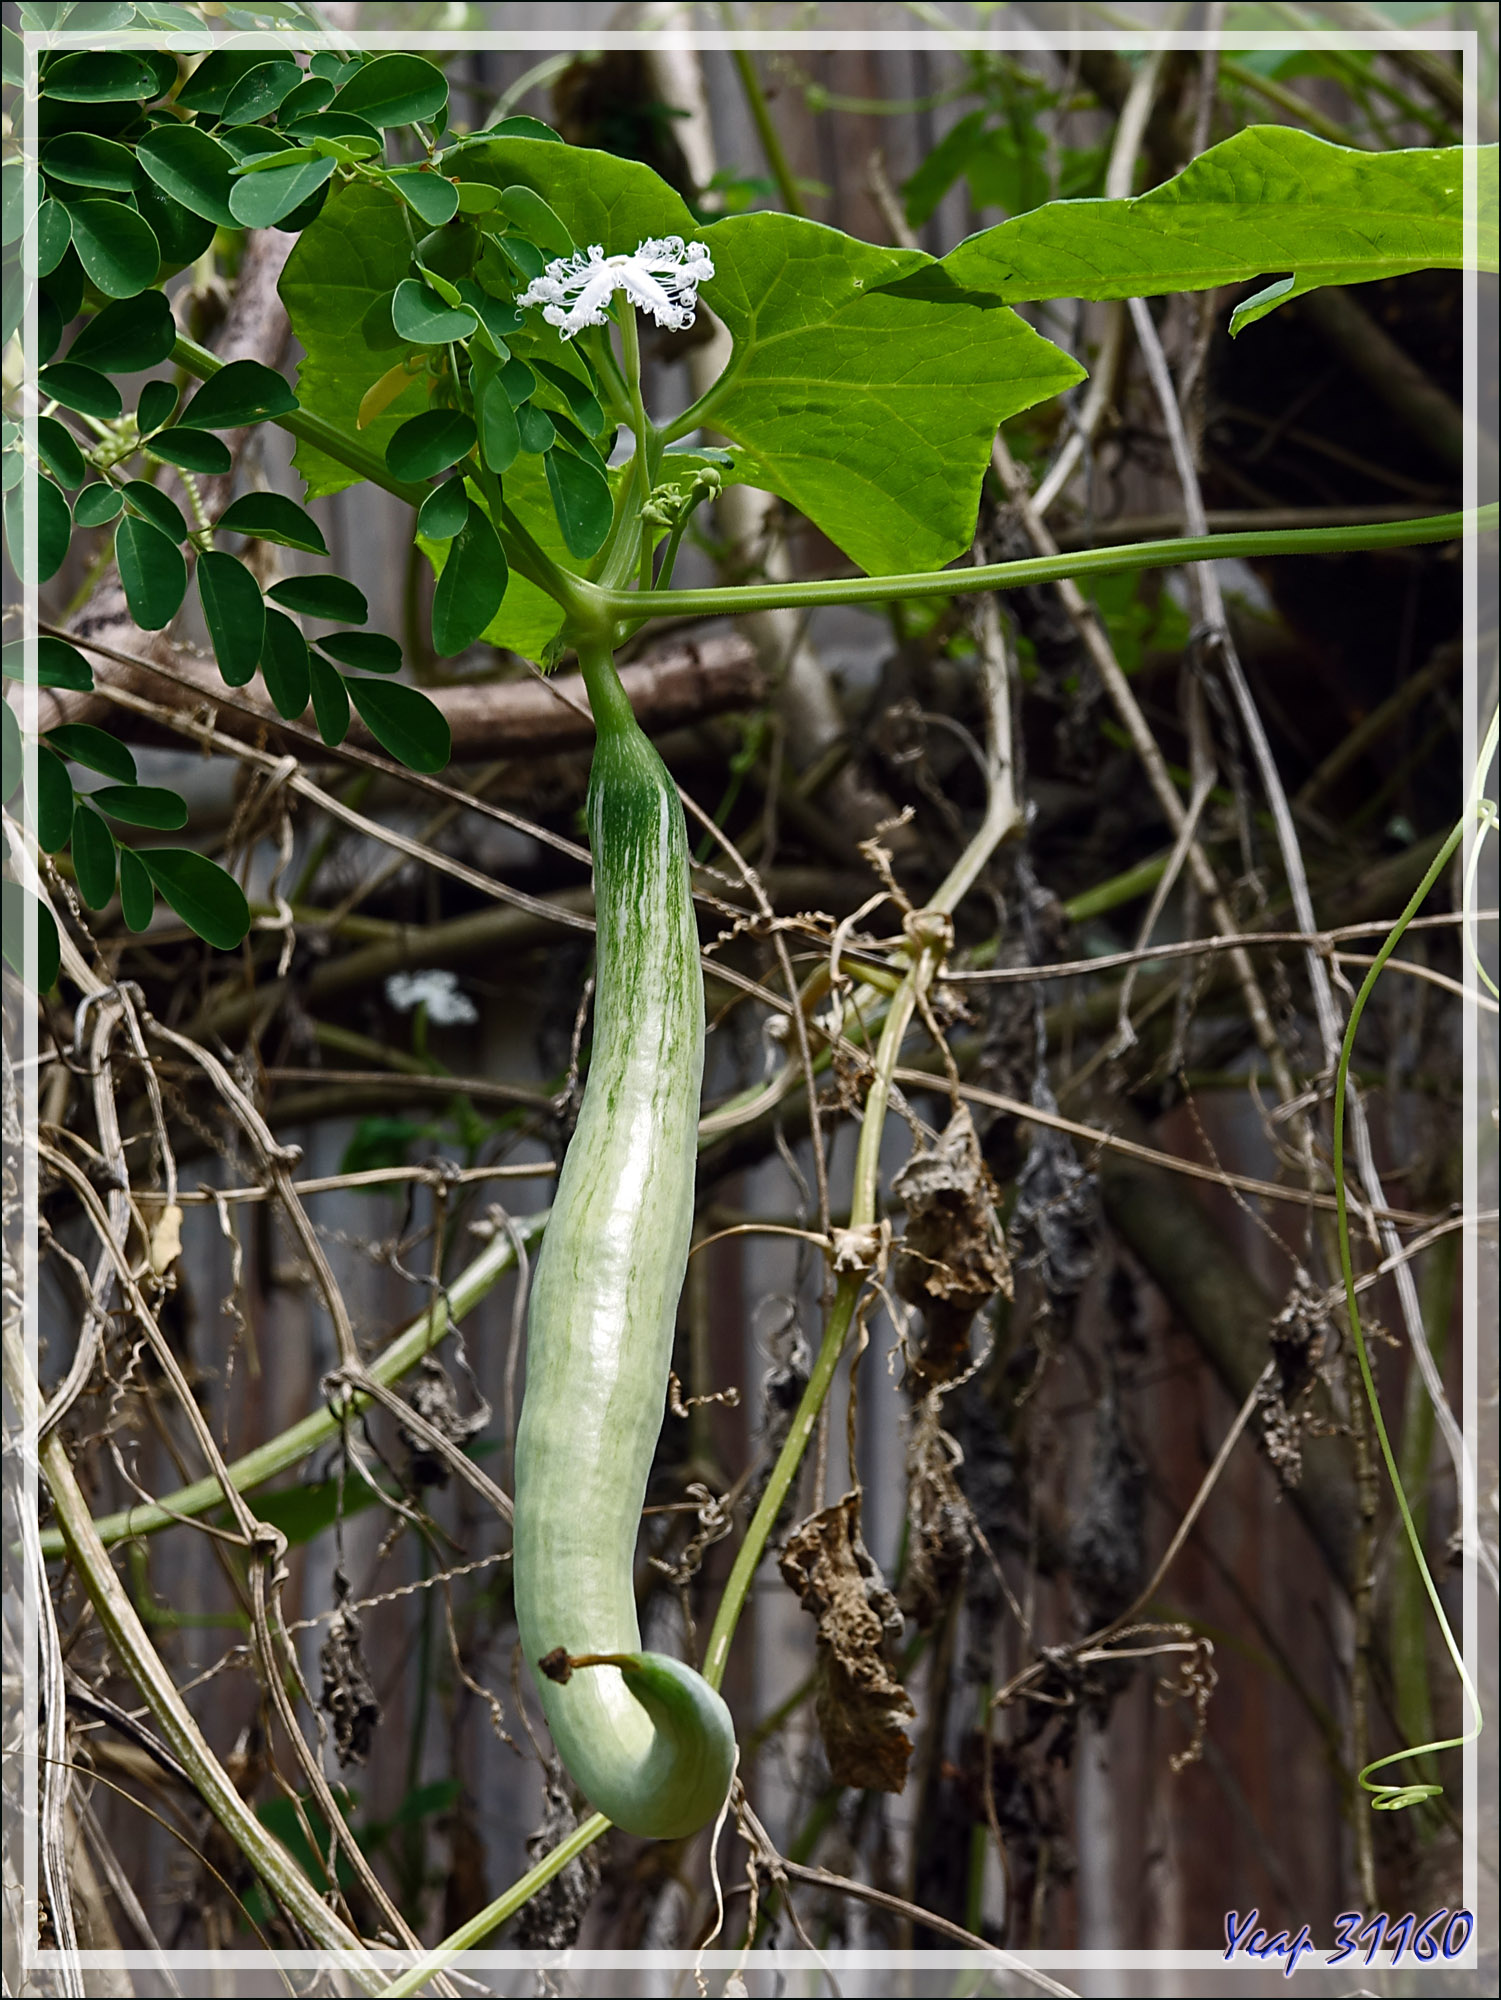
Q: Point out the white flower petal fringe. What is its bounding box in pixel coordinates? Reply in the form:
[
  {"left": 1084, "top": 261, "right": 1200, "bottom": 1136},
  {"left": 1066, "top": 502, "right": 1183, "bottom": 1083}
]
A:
[{"left": 518, "top": 237, "right": 715, "bottom": 341}]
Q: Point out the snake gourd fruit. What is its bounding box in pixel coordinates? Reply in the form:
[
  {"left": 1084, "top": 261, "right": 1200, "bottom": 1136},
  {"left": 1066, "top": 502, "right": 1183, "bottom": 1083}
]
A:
[{"left": 512, "top": 659, "right": 736, "bottom": 1840}]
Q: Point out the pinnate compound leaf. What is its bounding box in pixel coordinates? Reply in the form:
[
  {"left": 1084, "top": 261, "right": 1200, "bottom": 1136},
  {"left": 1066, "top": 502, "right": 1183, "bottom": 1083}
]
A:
[
  {"left": 260, "top": 609, "right": 310, "bottom": 720},
  {"left": 940, "top": 126, "right": 1497, "bottom": 319},
  {"left": 431, "top": 499, "right": 507, "bottom": 658},
  {"left": 219, "top": 491, "right": 328, "bottom": 554},
  {"left": 198, "top": 551, "right": 266, "bottom": 687},
  {"left": 138, "top": 848, "right": 251, "bottom": 949},
  {"left": 346, "top": 677, "right": 451, "bottom": 772},
  {"left": 698, "top": 211, "right": 1083, "bottom": 575},
  {"left": 116, "top": 515, "right": 187, "bottom": 629}
]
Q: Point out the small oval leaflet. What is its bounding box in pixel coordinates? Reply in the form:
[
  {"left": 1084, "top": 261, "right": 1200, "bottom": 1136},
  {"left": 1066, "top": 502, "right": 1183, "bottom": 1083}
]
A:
[
  {"left": 229, "top": 155, "right": 336, "bottom": 230},
  {"left": 33, "top": 746, "right": 75, "bottom": 853},
  {"left": 36, "top": 415, "right": 86, "bottom": 489},
  {"left": 333, "top": 52, "right": 449, "bottom": 129},
  {"left": 316, "top": 630, "right": 402, "bottom": 674},
  {"left": 139, "top": 848, "right": 251, "bottom": 950},
  {"left": 179, "top": 359, "right": 299, "bottom": 431},
  {"left": 416, "top": 476, "right": 471, "bottom": 542},
  {"left": 30, "top": 638, "right": 95, "bottom": 691},
  {"left": 0, "top": 884, "right": 60, "bottom": 994},
  {"left": 219, "top": 491, "right": 328, "bottom": 555},
  {"left": 497, "top": 185, "right": 573, "bottom": 256},
  {"left": 391, "top": 278, "right": 477, "bottom": 347},
  {"left": 45, "top": 723, "right": 136, "bottom": 784},
  {"left": 36, "top": 362, "right": 122, "bottom": 421},
  {"left": 118, "top": 846, "right": 155, "bottom": 933},
  {"left": 390, "top": 169, "right": 460, "bottom": 228},
  {"left": 43, "top": 133, "right": 141, "bottom": 193},
  {"left": 308, "top": 650, "right": 351, "bottom": 747},
  {"left": 42, "top": 51, "right": 159, "bottom": 102},
  {"left": 136, "top": 378, "right": 179, "bottom": 433},
  {"left": 386, "top": 409, "right": 477, "bottom": 482},
  {"left": 123, "top": 480, "right": 189, "bottom": 543},
  {"left": 90, "top": 784, "right": 190, "bottom": 831},
  {"left": 431, "top": 499, "right": 507, "bottom": 658},
  {"left": 63, "top": 199, "right": 160, "bottom": 299},
  {"left": 71, "top": 803, "right": 117, "bottom": 910},
  {"left": 268, "top": 574, "right": 369, "bottom": 626},
  {"left": 67, "top": 290, "right": 176, "bottom": 373},
  {"left": 115, "top": 515, "right": 187, "bottom": 631},
  {"left": 198, "top": 551, "right": 267, "bottom": 688},
  {"left": 260, "top": 609, "right": 311, "bottom": 721},
  {"left": 150, "top": 427, "right": 233, "bottom": 475},
  {"left": 73, "top": 484, "right": 123, "bottom": 528},
  {"left": 346, "top": 677, "right": 451, "bottom": 774},
  {"left": 136, "top": 124, "right": 239, "bottom": 229}
]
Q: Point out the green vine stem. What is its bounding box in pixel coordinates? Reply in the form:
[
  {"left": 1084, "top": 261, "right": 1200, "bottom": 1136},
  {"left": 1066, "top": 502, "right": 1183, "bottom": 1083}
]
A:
[{"left": 1331, "top": 706, "right": 1495, "bottom": 1811}]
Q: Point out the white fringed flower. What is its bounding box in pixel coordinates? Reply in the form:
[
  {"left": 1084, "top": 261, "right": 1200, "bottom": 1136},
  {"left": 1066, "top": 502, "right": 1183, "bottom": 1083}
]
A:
[
  {"left": 385, "top": 969, "right": 478, "bottom": 1027},
  {"left": 517, "top": 236, "right": 715, "bottom": 341}
]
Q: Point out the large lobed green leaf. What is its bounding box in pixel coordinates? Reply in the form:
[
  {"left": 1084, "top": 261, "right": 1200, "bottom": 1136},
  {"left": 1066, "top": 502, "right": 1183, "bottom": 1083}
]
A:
[
  {"left": 278, "top": 180, "right": 433, "bottom": 497},
  {"left": 941, "top": 125, "right": 1498, "bottom": 329},
  {"left": 697, "top": 213, "right": 1083, "bottom": 576}
]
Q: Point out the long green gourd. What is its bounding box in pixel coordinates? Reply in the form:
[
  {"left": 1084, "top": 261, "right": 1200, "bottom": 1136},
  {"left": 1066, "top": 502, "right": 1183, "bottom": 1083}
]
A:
[{"left": 511, "top": 641, "right": 736, "bottom": 1840}]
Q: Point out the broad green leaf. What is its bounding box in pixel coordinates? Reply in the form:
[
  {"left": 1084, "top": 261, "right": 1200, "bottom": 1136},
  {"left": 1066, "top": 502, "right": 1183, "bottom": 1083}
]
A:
[
  {"left": 115, "top": 514, "right": 186, "bottom": 629},
  {"left": 73, "top": 484, "right": 123, "bottom": 528},
  {"left": 36, "top": 362, "right": 121, "bottom": 420},
  {"left": 43, "top": 133, "right": 141, "bottom": 192},
  {"left": 229, "top": 155, "right": 336, "bottom": 230},
  {"left": 0, "top": 700, "right": 19, "bottom": 801},
  {"left": 71, "top": 803, "right": 117, "bottom": 910},
  {"left": 36, "top": 199, "right": 72, "bottom": 275},
  {"left": 63, "top": 199, "right": 160, "bottom": 298},
  {"left": 308, "top": 650, "right": 350, "bottom": 746},
  {"left": 941, "top": 127, "right": 1499, "bottom": 319},
  {"left": 389, "top": 167, "right": 460, "bottom": 228},
  {"left": 136, "top": 124, "right": 239, "bottom": 229},
  {"left": 1, "top": 882, "right": 61, "bottom": 993},
  {"left": 445, "top": 135, "right": 694, "bottom": 254},
  {"left": 544, "top": 446, "right": 612, "bottom": 560},
  {"left": 347, "top": 676, "right": 451, "bottom": 773},
  {"left": 118, "top": 845, "right": 154, "bottom": 931},
  {"left": 179, "top": 359, "right": 298, "bottom": 431},
  {"left": 91, "top": 784, "right": 188, "bottom": 831},
  {"left": 386, "top": 409, "right": 476, "bottom": 482},
  {"left": 218, "top": 491, "right": 328, "bottom": 555},
  {"left": 149, "top": 427, "right": 232, "bottom": 475},
  {"left": 122, "top": 480, "right": 188, "bottom": 543},
  {"left": 391, "top": 278, "right": 476, "bottom": 346},
  {"left": 42, "top": 51, "right": 157, "bottom": 101},
  {"left": 416, "top": 476, "right": 469, "bottom": 540},
  {"left": 136, "top": 379, "right": 179, "bottom": 433},
  {"left": 221, "top": 59, "right": 303, "bottom": 127},
  {"left": 431, "top": 499, "right": 508, "bottom": 658},
  {"left": 33, "top": 746, "right": 74, "bottom": 852},
  {"left": 259, "top": 608, "right": 310, "bottom": 720},
  {"left": 279, "top": 181, "right": 433, "bottom": 498},
  {"left": 333, "top": 52, "right": 448, "bottom": 128},
  {"left": 46, "top": 723, "right": 135, "bottom": 783},
  {"left": 269, "top": 574, "right": 368, "bottom": 625},
  {"left": 697, "top": 211, "right": 1082, "bottom": 575},
  {"left": 68, "top": 291, "right": 176, "bottom": 372},
  {"left": 197, "top": 551, "right": 266, "bottom": 687},
  {"left": 3, "top": 477, "right": 72, "bottom": 583},
  {"left": 138, "top": 848, "right": 250, "bottom": 948},
  {"left": 36, "top": 415, "right": 86, "bottom": 489},
  {"left": 316, "top": 630, "right": 401, "bottom": 673}
]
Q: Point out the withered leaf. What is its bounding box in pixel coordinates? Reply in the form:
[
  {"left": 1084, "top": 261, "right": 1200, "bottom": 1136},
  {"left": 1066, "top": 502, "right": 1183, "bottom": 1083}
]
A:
[
  {"left": 779, "top": 1491, "right": 914, "bottom": 1793},
  {"left": 893, "top": 1107, "right": 1011, "bottom": 1382}
]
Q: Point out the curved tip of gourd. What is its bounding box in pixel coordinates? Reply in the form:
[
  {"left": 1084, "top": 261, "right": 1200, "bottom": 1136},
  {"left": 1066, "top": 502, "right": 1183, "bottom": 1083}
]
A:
[{"left": 605, "top": 1651, "right": 737, "bottom": 1841}]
